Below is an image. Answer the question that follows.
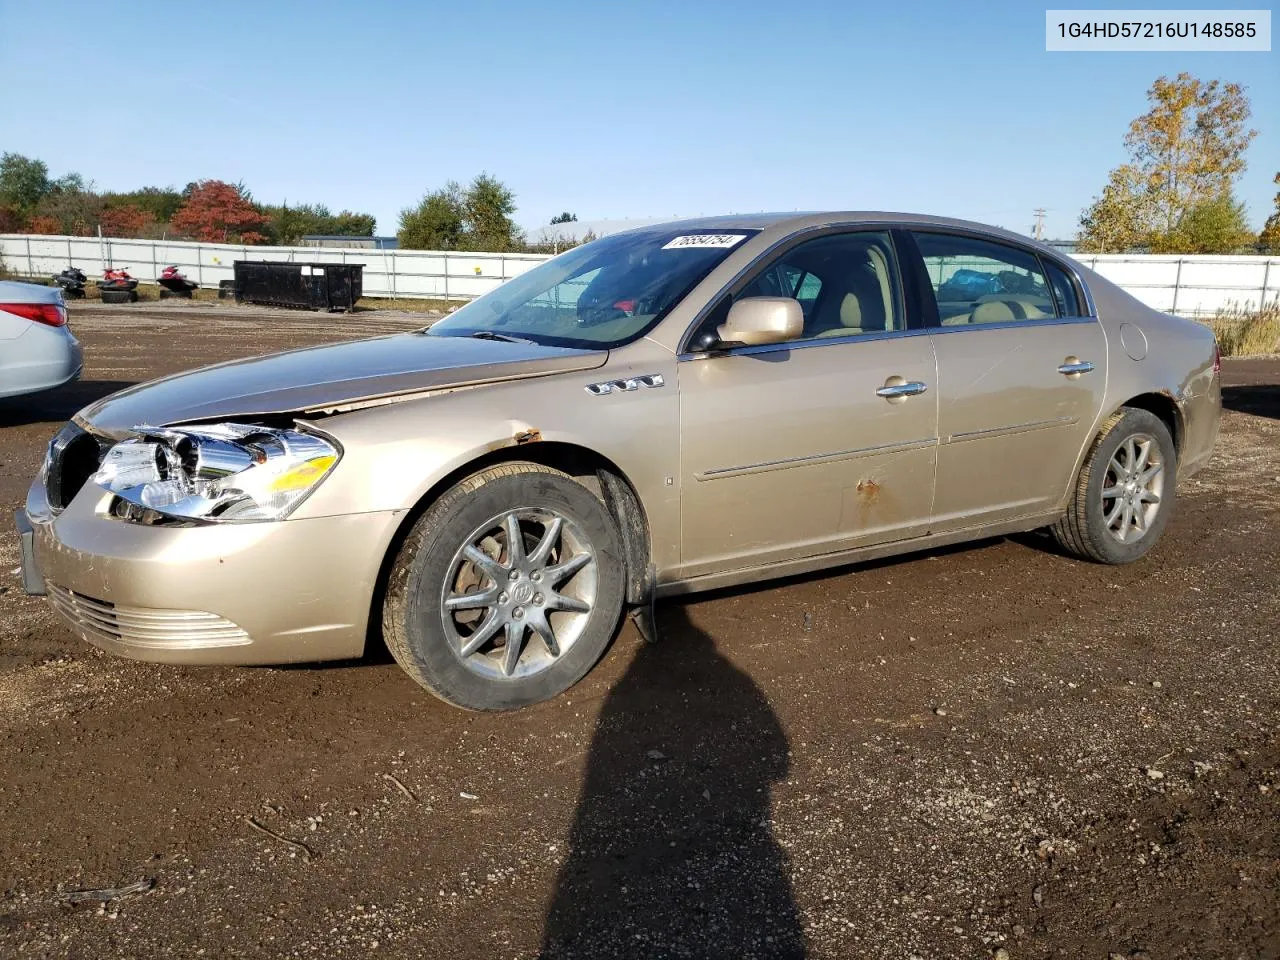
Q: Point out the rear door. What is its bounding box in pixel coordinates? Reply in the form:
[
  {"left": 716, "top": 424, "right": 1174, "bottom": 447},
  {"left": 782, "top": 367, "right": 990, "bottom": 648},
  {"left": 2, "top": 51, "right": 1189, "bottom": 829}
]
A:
[
  {"left": 676, "top": 229, "right": 939, "bottom": 579},
  {"left": 907, "top": 231, "right": 1107, "bottom": 529}
]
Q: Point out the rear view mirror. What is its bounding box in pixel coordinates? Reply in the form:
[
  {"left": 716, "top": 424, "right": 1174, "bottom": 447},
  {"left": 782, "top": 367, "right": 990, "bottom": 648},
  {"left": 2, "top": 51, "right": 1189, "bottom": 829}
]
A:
[{"left": 717, "top": 297, "right": 803, "bottom": 347}]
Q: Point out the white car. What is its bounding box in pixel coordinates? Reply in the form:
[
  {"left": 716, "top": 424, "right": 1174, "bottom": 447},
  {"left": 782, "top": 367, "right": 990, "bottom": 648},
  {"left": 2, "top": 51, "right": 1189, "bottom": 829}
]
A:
[{"left": 0, "top": 280, "right": 83, "bottom": 399}]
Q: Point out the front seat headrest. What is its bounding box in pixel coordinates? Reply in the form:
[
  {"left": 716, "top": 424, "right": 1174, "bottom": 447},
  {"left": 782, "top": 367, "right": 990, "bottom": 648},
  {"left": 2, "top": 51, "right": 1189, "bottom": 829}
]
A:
[{"left": 838, "top": 292, "right": 862, "bottom": 328}]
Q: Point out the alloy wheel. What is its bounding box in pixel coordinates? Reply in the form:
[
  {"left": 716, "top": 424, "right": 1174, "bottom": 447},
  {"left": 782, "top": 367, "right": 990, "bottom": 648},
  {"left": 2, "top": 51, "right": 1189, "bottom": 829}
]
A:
[
  {"left": 1101, "top": 433, "right": 1165, "bottom": 544},
  {"left": 440, "top": 509, "right": 597, "bottom": 680}
]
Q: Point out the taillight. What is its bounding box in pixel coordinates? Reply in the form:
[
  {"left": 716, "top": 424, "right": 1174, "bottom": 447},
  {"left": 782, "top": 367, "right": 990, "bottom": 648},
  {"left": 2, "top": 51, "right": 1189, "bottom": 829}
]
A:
[
  {"left": 1213, "top": 341, "right": 1221, "bottom": 375},
  {"left": 1, "top": 303, "right": 67, "bottom": 327}
]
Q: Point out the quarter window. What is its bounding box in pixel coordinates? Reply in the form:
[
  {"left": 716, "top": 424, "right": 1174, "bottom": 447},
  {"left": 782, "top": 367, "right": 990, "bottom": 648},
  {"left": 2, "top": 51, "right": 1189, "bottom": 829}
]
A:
[
  {"left": 913, "top": 233, "right": 1056, "bottom": 326},
  {"left": 1044, "top": 260, "right": 1084, "bottom": 317}
]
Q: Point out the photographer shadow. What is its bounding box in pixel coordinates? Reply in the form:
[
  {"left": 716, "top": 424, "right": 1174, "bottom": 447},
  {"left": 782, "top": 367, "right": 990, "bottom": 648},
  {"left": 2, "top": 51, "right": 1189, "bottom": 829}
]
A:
[{"left": 540, "top": 604, "right": 805, "bottom": 959}]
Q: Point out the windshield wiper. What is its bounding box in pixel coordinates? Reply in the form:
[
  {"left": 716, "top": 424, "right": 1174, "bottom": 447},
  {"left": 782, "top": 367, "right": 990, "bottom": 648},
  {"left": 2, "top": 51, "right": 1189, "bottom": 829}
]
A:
[{"left": 468, "top": 330, "right": 534, "bottom": 344}]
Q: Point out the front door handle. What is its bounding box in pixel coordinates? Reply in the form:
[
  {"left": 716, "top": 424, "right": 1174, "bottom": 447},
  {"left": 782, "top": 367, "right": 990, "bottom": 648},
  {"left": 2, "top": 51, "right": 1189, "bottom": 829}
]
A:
[
  {"left": 876, "top": 378, "right": 929, "bottom": 403},
  {"left": 1058, "top": 358, "right": 1095, "bottom": 377}
]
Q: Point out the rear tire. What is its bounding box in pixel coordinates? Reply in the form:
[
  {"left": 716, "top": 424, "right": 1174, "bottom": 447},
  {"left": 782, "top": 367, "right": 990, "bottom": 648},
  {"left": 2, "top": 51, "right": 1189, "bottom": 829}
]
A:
[
  {"left": 100, "top": 289, "right": 132, "bottom": 304},
  {"left": 1051, "top": 407, "right": 1177, "bottom": 564},
  {"left": 382, "top": 463, "right": 626, "bottom": 710}
]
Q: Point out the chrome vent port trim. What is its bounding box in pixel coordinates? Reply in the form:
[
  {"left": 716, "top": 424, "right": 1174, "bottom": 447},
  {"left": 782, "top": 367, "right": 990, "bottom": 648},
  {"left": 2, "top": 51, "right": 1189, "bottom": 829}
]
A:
[
  {"left": 585, "top": 374, "right": 665, "bottom": 396},
  {"left": 46, "top": 584, "right": 251, "bottom": 649}
]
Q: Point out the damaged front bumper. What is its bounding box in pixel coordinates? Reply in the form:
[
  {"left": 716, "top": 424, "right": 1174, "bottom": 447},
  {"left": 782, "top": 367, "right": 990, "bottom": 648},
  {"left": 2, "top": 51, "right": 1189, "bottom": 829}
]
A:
[
  {"left": 15, "top": 507, "right": 46, "bottom": 596},
  {"left": 20, "top": 476, "right": 404, "bottom": 665}
]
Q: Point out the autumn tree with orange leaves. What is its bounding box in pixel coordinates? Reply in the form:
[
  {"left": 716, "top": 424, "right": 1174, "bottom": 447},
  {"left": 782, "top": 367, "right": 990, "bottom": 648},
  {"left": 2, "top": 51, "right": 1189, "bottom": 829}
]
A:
[
  {"left": 26, "top": 215, "right": 61, "bottom": 235},
  {"left": 170, "top": 180, "right": 268, "bottom": 244},
  {"left": 98, "top": 204, "right": 154, "bottom": 239}
]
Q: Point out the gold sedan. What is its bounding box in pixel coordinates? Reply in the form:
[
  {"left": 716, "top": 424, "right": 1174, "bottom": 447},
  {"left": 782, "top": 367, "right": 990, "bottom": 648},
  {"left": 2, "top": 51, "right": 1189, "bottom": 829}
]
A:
[{"left": 19, "top": 214, "right": 1220, "bottom": 709}]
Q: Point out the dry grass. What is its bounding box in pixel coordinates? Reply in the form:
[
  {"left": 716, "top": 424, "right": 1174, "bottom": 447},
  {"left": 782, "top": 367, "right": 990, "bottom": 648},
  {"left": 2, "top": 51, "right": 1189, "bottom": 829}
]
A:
[
  {"left": 1207, "top": 301, "right": 1280, "bottom": 357},
  {"left": 356, "top": 295, "right": 457, "bottom": 314}
]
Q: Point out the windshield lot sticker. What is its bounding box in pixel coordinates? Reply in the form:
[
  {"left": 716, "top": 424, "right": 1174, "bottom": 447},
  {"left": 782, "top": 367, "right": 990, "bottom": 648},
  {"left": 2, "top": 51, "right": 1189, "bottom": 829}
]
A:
[{"left": 662, "top": 234, "right": 748, "bottom": 250}]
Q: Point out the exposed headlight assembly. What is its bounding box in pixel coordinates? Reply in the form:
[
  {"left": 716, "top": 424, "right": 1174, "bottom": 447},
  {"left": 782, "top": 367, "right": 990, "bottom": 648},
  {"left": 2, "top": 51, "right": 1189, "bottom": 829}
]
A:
[{"left": 92, "top": 423, "right": 340, "bottom": 523}]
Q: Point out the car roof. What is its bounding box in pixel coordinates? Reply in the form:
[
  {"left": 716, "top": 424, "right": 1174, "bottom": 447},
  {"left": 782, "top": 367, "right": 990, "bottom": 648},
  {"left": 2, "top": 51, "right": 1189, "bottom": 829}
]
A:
[{"left": 623, "top": 211, "right": 1048, "bottom": 251}]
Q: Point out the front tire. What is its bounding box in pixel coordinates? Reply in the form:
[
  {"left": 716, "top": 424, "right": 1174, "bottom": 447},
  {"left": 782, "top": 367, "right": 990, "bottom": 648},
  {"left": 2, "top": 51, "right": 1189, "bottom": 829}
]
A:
[
  {"left": 382, "top": 463, "right": 626, "bottom": 710},
  {"left": 1051, "top": 407, "right": 1177, "bottom": 564}
]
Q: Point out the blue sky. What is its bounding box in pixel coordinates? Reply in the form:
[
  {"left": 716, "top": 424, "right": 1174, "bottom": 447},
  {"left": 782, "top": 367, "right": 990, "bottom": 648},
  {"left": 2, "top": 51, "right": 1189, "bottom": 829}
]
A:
[{"left": 1, "top": 0, "right": 1275, "bottom": 237}]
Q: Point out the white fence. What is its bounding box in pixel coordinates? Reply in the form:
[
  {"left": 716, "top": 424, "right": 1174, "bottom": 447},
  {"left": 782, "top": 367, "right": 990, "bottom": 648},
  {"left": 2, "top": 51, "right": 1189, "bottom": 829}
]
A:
[
  {"left": 2, "top": 233, "right": 1278, "bottom": 316},
  {"left": 1073, "top": 253, "right": 1278, "bottom": 316},
  {"left": 0, "top": 234, "right": 546, "bottom": 302}
]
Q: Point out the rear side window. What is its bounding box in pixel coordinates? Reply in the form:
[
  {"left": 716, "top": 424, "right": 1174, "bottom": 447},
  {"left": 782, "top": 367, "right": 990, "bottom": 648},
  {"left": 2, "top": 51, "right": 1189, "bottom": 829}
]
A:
[
  {"left": 1043, "top": 260, "right": 1085, "bottom": 317},
  {"left": 913, "top": 232, "right": 1056, "bottom": 327}
]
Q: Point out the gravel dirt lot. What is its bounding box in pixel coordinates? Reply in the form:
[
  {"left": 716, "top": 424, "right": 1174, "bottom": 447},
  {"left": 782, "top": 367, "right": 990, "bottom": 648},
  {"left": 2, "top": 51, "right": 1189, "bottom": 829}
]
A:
[{"left": 0, "top": 303, "right": 1276, "bottom": 960}]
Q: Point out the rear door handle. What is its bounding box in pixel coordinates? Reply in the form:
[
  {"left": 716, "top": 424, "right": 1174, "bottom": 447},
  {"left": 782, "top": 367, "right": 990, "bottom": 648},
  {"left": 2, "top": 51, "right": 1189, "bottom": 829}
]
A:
[
  {"left": 1057, "top": 359, "right": 1095, "bottom": 377},
  {"left": 876, "top": 380, "right": 929, "bottom": 402}
]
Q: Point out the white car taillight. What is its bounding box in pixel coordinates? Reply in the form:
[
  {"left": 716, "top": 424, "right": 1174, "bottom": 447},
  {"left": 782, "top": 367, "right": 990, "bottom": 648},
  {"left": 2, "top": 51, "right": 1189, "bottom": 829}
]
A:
[{"left": 2, "top": 303, "right": 67, "bottom": 327}]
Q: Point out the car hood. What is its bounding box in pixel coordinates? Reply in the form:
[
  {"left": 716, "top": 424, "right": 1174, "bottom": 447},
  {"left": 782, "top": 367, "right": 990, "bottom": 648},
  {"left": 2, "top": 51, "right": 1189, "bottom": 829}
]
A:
[{"left": 79, "top": 332, "right": 608, "bottom": 436}]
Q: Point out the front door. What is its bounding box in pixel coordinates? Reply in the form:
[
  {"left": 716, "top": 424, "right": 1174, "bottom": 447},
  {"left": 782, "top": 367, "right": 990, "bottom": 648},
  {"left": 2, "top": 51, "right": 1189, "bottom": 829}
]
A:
[
  {"left": 911, "top": 231, "right": 1108, "bottom": 528},
  {"left": 677, "top": 230, "right": 939, "bottom": 580}
]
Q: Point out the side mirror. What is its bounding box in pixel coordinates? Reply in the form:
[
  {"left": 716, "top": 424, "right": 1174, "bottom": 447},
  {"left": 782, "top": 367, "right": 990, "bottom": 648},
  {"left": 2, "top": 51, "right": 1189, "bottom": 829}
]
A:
[{"left": 717, "top": 297, "right": 803, "bottom": 347}]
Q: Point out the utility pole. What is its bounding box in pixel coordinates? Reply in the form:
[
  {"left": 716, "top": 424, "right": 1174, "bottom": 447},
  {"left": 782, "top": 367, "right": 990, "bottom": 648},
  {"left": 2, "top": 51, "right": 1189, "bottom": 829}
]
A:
[{"left": 1033, "top": 208, "right": 1046, "bottom": 241}]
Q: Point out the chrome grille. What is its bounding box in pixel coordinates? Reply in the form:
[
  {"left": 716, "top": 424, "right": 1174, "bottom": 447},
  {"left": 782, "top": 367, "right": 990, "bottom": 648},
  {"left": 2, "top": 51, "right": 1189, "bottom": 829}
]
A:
[{"left": 46, "top": 584, "right": 251, "bottom": 649}]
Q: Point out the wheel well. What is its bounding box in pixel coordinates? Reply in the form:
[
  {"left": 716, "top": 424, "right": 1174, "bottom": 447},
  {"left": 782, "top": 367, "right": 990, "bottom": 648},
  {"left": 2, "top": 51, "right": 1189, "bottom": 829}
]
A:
[
  {"left": 364, "top": 442, "right": 652, "bottom": 653},
  {"left": 1120, "top": 392, "right": 1182, "bottom": 452}
]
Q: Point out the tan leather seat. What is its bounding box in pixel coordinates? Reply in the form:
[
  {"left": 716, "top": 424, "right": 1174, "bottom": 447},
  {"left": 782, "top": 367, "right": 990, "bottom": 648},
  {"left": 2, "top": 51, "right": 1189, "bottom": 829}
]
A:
[
  {"left": 811, "top": 292, "right": 863, "bottom": 337},
  {"left": 812, "top": 253, "right": 891, "bottom": 338},
  {"left": 970, "top": 300, "right": 1017, "bottom": 325},
  {"left": 986, "top": 295, "right": 1054, "bottom": 319}
]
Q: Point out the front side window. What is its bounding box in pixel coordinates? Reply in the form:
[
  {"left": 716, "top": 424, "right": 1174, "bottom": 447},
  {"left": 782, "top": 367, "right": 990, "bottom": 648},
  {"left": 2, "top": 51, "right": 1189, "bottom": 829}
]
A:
[
  {"left": 427, "top": 228, "right": 757, "bottom": 348},
  {"left": 913, "top": 233, "right": 1056, "bottom": 326},
  {"left": 712, "top": 231, "right": 903, "bottom": 344},
  {"left": 740, "top": 263, "right": 826, "bottom": 319}
]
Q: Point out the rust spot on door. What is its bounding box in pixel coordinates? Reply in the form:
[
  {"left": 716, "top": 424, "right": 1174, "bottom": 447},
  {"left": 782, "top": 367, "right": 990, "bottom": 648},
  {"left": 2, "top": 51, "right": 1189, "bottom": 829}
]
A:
[{"left": 856, "top": 478, "right": 880, "bottom": 501}]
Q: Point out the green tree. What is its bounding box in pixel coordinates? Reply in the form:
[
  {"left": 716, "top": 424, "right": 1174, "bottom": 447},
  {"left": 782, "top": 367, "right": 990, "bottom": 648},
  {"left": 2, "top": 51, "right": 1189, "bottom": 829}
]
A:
[
  {"left": 0, "top": 152, "right": 51, "bottom": 219},
  {"left": 460, "top": 173, "right": 522, "bottom": 251},
  {"left": 1259, "top": 172, "right": 1280, "bottom": 253},
  {"left": 105, "top": 187, "right": 185, "bottom": 224},
  {"left": 550, "top": 211, "right": 577, "bottom": 224},
  {"left": 328, "top": 210, "right": 376, "bottom": 236},
  {"left": 398, "top": 174, "right": 524, "bottom": 251},
  {"left": 398, "top": 182, "right": 465, "bottom": 250},
  {"left": 1078, "top": 73, "right": 1257, "bottom": 252},
  {"left": 1172, "top": 192, "right": 1254, "bottom": 253},
  {"left": 262, "top": 202, "right": 377, "bottom": 244},
  {"left": 33, "top": 179, "right": 103, "bottom": 236}
]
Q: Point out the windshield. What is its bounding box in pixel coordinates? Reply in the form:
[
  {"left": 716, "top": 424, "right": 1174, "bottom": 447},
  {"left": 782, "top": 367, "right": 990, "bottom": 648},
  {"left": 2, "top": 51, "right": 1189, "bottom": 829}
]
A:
[{"left": 426, "top": 228, "right": 758, "bottom": 348}]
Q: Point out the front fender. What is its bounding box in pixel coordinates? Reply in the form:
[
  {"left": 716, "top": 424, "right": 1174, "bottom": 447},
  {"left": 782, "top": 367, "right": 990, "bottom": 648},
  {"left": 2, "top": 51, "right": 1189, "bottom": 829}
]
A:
[{"left": 290, "top": 341, "right": 682, "bottom": 573}]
